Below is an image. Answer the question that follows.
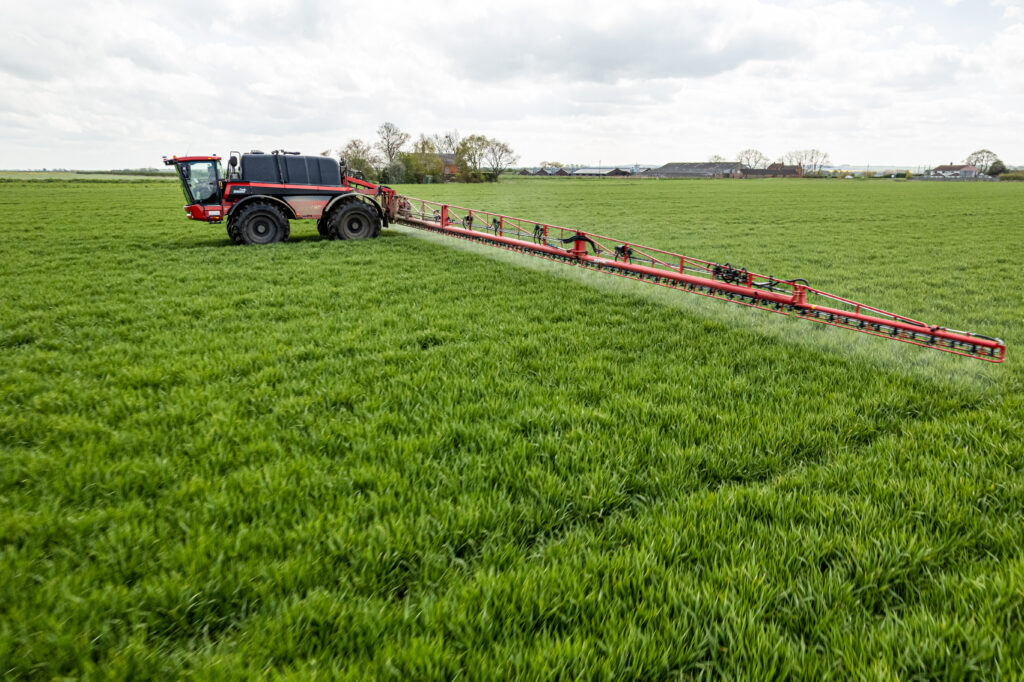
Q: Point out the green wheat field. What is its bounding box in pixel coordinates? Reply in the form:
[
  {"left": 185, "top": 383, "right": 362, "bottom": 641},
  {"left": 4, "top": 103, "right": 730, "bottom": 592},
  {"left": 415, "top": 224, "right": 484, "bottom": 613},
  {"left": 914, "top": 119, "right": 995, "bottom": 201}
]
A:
[{"left": 1, "top": 176, "right": 1022, "bottom": 679}]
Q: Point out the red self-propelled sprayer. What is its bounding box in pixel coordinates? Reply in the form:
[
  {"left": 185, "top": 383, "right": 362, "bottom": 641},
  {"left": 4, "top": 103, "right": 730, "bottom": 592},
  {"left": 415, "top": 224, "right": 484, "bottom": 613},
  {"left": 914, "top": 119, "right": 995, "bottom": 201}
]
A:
[{"left": 163, "top": 151, "right": 1006, "bottom": 363}]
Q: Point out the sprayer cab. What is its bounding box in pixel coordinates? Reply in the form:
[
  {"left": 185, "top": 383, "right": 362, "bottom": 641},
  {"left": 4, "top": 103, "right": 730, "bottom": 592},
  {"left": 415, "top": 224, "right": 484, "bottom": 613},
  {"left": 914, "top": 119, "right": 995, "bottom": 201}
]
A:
[{"left": 163, "top": 155, "right": 224, "bottom": 221}]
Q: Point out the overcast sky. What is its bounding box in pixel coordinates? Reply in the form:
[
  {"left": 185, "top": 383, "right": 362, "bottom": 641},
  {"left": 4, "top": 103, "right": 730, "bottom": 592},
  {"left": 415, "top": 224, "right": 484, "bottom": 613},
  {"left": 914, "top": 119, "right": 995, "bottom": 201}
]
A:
[{"left": 1, "top": 0, "right": 1021, "bottom": 169}]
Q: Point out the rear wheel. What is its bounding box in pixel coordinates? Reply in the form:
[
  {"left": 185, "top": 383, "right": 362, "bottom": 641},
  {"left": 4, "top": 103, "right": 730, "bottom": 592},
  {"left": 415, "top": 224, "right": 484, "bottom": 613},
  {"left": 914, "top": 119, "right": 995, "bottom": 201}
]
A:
[
  {"left": 234, "top": 202, "right": 289, "bottom": 245},
  {"left": 328, "top": 203, "right": 379, "bottom": 240}
]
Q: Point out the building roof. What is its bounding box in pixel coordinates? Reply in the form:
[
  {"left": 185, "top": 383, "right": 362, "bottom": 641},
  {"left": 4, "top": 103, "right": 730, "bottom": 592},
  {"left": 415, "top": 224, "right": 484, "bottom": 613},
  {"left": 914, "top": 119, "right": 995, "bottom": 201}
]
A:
[
  {"left": 641, "top": 162, "right": 742, "bottom": 177},
  {"left": 932, "top": 164, "right": 977, "bottom": 172},
  {"left": 572, "top": 167, "right": 629, "bottom": 175}
]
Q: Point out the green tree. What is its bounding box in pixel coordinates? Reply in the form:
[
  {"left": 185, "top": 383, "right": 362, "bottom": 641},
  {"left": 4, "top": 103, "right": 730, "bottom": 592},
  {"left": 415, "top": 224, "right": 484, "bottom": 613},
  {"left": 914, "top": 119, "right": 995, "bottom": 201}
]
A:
[
  {"left": 988, "top": 159, "right": 1007, "bottom": 176},
  {"left": 482, "top": 138, "right": 518, "bottom": 181},
  {"left": 404, "top": 135, "right": 444, "bottom": 183},
  {"left": 339, "top": 138, "right": 381, "bottom": 182},
  {"left": 380, "top": 158, "right": 406, "bottom": 184},
  {"left": 455, "top": 134, "right": 489, "bottom": 183}
]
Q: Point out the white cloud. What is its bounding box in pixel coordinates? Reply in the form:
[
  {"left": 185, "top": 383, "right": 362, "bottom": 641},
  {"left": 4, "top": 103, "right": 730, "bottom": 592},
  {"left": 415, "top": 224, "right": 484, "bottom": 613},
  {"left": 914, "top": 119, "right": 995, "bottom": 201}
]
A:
[{"left": 994, "top": 0, "right": 1024, "bottom": 19}]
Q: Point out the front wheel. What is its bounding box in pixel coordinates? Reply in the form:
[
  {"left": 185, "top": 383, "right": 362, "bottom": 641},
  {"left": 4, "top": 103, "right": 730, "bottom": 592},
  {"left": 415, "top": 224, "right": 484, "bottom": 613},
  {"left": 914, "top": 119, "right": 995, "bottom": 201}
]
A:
[
  {"left": 328, "top": 203, "right": 380, "bottom": 240},
  {"left": 226, "top": 219, "right": 243, "bottom": 244},
  {"left": 234, "top": 202, "right": 289, "bottom": 245}
]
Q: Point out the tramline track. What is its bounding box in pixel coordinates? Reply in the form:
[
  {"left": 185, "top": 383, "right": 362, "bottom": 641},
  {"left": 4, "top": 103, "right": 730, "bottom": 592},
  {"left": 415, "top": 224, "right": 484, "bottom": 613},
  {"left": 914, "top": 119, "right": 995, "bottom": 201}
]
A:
[{"left": 392, "top": 195, "right": 1006, "bottom": 363}]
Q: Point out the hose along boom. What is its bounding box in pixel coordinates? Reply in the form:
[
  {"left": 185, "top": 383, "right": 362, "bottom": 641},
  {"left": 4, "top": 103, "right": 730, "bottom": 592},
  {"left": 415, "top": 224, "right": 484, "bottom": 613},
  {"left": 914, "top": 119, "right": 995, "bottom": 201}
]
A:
[{"left": 382, "top": 194, "right": 1005, "bottom": 363}]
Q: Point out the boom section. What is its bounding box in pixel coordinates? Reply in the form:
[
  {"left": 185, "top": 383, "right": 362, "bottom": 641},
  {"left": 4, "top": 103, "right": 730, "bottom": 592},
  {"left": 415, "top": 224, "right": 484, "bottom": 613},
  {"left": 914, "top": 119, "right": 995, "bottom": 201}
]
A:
[{"left": 393, "top": 196, "right": 1005, "bottom": 363}]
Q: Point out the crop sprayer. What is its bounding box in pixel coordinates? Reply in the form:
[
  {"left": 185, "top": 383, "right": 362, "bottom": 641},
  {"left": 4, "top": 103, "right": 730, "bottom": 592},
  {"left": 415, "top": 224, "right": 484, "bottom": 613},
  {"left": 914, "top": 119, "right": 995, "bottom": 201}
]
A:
[{"left": 163, "top": 150, "right": 1006, "bottom": 363}]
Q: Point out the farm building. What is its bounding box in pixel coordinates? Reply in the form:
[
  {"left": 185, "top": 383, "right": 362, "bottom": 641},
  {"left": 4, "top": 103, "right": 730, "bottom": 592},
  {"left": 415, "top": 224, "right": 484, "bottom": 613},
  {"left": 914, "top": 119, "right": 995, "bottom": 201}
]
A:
[
  {"left": 438, "top": 153, "right": 458, "bottom": 178},
  {"left": 518, "top": 166, "right": 571, "bottom": 176},
  {"left": 639, "top": 162, "right": 744, "bottom": 178},
  {"left": 928, "top": 164, "right": 978, "bottom": 179},
  {"left": 572, "top": 167, "right": 631, "bottom": 177},
  {"left": 741, "top": 162, "right": 802, "bottom": 178}
]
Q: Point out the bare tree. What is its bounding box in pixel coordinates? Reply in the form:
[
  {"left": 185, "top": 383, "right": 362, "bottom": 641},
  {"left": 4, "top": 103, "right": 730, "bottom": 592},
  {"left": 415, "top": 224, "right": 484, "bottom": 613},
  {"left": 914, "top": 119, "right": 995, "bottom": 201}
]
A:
[
  {"left": 783, "top": 149, "right": 808, "bottom": 168},
  {"left": 539, "top": 161, "right": 565, "bottom": 168},
  {"left": 965, "top": 149, "right": 998, "bottom": 174},
  {"left": 708, "top": 154, "right": 727, "bottom": 162},
  {"left": 431, "top": 129, "right": 461, "bottom": 156},
  {"left": 482, "top": 138, "right": 519, "bottom": 181},
  {"left": 803, "top": 149, "right": 831, "bottom": 174},
  {"left": 737, "top": 149, "right": 769, "bottom": 169},
  {"left": 782, "top": 149, "right": 830, "bottom": 173},
  {"left": 411, "top": 134, "right": 438, "bottom": 156},
  {"left": 375, "top": 122, "right": 410, "bottom": 165}
]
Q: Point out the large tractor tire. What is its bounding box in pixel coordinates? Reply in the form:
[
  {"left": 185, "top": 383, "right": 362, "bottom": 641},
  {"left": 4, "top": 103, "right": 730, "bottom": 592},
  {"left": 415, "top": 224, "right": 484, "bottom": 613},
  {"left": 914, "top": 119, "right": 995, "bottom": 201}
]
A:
[
  {"left": 226, "top": 219, "right": 243, "bottom": 244},
  {"left": 316, "top": 218, "right": 330, "bottom": 238},
  {"left": 327, "top": 202, "right": 380, "bottom": 240},
  {"left": 234, "top": 202, "right": 290, "bottom": 245}
]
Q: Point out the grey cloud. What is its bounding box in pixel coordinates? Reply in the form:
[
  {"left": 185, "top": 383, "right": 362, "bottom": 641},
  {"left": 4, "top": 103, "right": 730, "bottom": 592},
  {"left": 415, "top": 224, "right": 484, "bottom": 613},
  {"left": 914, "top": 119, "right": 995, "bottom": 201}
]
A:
[
  {"left": 451, "top": 7, "right": 806, "bottom": 83},
  {"left": 879, "top": 53, "right": 973, "bottom": 91},
  {"left": 109, "top": 44, "right": 179, "bottom": 76},
  {"left": 0, "top": 35, "right": 99, "bottom": 82},
  {"left": 0, "top": 52, "right": 56, "bottom": 81}
]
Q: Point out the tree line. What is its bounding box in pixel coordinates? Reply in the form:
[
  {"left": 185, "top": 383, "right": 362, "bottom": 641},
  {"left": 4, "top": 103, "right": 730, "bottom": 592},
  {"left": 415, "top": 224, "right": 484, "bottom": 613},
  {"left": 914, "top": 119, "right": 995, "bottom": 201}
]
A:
[
  {"left": 326, "top": 123, "right": 518, "bottom": 184},
  {"left": 719, "top": 149, "right": 832, "bottom": 174},
  {"left": 720, "top": 148, "right": 1011, "bottom": 176}
]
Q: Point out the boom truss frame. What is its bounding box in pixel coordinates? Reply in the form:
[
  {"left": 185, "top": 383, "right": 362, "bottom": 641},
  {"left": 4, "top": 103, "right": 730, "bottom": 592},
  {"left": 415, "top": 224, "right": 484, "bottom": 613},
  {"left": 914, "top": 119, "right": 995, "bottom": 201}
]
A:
[{"left": 388, "top": 195, "right": 1005, "bottom": 363}]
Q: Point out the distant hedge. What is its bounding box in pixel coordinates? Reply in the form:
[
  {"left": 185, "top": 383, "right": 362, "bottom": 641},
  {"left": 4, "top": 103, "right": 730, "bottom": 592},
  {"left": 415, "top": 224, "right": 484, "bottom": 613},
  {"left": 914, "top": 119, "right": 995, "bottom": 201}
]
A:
[
  {"left": 998, "top": 172, "right": 1024, "bottom": 181},
  {"left": 0, "top": 177, "right": 170, "bottom": 184}
]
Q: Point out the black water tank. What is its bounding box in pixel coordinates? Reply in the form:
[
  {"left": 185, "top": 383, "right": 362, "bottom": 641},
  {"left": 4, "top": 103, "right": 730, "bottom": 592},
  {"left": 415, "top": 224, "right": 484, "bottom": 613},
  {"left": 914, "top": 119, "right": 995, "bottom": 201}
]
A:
[{"left": 240, "top": 154, "right": 342, "bottom": 186}]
